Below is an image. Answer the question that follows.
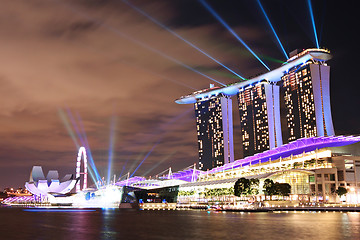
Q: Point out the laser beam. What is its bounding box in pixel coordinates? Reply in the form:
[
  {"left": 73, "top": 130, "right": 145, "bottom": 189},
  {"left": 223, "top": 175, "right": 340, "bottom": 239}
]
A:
[
  {"left": 130, "top": 140, "right": 160, "bottom": 177},
  {"left": 73, "top": 111, "right": 102, "bottom": 184},
  {"left": 256, "top": 0, "right": 288, "bottom": 59},
  {"left": 52, "top": 0, "right": 226, "bottom": 86},
  {"left": 199, "top": 0, "right": 270, "bottom": 71},
  {"left": 307, "top": 0, "right": 320, "bottom": 48},
  {"left": 123, "top": 0, "right": 245, "bottom": 80},
  {"left": 142, "top": 150, "right": 177, "bottom": 176},
  {"left": 59, "top": 108, "right": 99, "bottom": 187},
  {"left": 58, "top": 109, "right": 80, "bottom": 149}
]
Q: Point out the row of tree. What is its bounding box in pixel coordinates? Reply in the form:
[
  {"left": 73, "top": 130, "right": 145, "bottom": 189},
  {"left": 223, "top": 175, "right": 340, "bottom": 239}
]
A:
[{"left": 234, "top": 178, "right": 291, "bottom": 198}]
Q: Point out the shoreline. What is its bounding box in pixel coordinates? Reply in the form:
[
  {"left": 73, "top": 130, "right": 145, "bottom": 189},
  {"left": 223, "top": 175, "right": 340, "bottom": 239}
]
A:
[{"left": 3, "top": 204, "right": 360, "bottom": 212}]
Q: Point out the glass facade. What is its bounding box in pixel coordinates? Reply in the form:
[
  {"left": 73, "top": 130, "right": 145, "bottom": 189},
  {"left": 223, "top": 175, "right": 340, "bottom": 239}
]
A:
[
  {"left": 282, "top": 64, "right": 317, "bottom": 142},
  {"left": 195, "top": 97, "right": 226, "bottom": 170},
  {"left": 238, "top": 84, "right": 269, "bottom": 157},
  {"left": 270, "top": 170, "right": 311, "bottom": 195}
]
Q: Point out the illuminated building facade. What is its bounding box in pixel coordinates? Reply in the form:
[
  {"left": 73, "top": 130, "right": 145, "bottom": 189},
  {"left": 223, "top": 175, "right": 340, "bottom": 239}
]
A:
[
  {"left": 176, "top": 48, "right": 334, "bottom": 169},
  {"left": 237, "top": 81, "right": 282, "bottom": 157},
  {"left": 195, "top": 94, "right": 234, "bottom": 170},
  {"left": 282, "top": 56, "right": 334, "bottom": 142}
]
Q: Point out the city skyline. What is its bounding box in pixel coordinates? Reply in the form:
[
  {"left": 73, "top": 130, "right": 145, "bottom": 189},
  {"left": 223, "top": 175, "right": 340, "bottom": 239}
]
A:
[{"left": 0, "top": 0, "right": 358, "bottom": 189}]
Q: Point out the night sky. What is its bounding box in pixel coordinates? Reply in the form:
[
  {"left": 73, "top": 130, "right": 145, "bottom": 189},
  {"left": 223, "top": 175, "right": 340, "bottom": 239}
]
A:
[{"left": 0, "top": 0, "right": 358, "bottom": 189}]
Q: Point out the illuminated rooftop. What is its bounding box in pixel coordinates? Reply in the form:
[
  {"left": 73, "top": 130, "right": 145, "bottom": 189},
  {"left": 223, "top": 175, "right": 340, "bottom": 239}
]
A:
[
  {"left": 207, "top": 135, "right": 360, "bottom": 174},
  {"left": 175, "top": 48, "right": 331, "bottom": 104}
]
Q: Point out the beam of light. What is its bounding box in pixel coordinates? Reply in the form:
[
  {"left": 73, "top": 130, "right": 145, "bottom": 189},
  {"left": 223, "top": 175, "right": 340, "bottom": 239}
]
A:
[
  {"left": 199, "top": 0, "right": 270, "bottom": 71},
  {"left": 122, "top": 0, "right": 246, "bottom": 81},
  {"left": 126, "top": 142, "right": 154, "bottom": 175},
  {"left": 256, "top": 0, "right": 288, "bottom": 59},
  {"left": 74, "top": 112, "right": 103, "bottom": 185},
  {"left": 52, "top": 0, "right": 226, "bottom": 86},
  {"left": 116, "top": 58, "right": 197, "bottom": 90},
  {"left": 67, "top": 108, "right": 100, "bottom": 187},
  {"left": 119, "top": 159, "right": 129, "bottom": 180},
  {"left": 67, "top": 109, "right": 98, "bottom": 188},
  {"left": 67, "top": 110, "right": 102, "bottom": 186},
  {"left": 126, "top": 107, "right": 193, "bottom": 174},
  {"left": 131, "top": 108, "right": 193, "bottom": 177},
  {"left": 130, "top": 140, "right": 160, "bottom": 177},
  {"left": 307, "top": 0, "right": 320, "bottom": 48},
  {"left": 107, "top": 116, "right": 117, "bottom": 184},
  {"left": 116, "top": 56, "right": 197, "bottom": 90},
  {"left": 160, "top": 107, "right": 194, "bottom": 130},
  {"left": 118, "top": 172, "right": 131, "bottom": 182},
  {"left": 58, "top": 109, "right": 80, "bottom": 149},
  {"left": 58, "top": 108, "right": 99, "bottom": 187},
  {"left": 142, "top": 150, "right": 177, "bottom": 176}
]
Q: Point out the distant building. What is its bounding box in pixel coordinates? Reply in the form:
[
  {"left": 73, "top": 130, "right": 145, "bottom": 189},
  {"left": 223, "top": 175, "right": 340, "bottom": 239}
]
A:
[
  {"left": 237, "top": 81, "right": 282, "bottom": 157},
  {"left": 25, "top": 166, "right": 78, "bottom": 196},
  {"left": 281, "top": 60, "right": 334, "bottom": 142},
  {"left": 195, "top": 93, "right": 234, "bottom": 170}
]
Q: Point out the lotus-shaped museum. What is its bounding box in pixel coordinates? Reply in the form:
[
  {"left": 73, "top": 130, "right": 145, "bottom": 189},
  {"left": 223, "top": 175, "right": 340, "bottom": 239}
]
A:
[{"left": 25, "top": 166, "right": 78, "bottom": 196}]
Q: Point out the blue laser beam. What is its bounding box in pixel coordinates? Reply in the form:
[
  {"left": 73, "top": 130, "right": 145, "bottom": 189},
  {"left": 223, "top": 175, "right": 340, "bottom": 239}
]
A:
[
  {"left": 59, "top": 108, "right": 98, "bottom": 187},
  {"left": 123, "top": 0, "right": 245, "bottom": 80},
  {"left": 119, "top": 159, "right": 129, "bottom": 180},
  {"left": 307, "top": 0, "right": 320, "bottom": 48},
  {"left": 52, "top": 0, "right": 226, "bottom": 86},
  {"left": 126, "top": 107, "right": 193, "bottom": 175},
  {"left": 67, "top": 110, "right": 100, "bottom": 187},
  {"left": 130, "top": 140, "right": 160, "bottom": 177},
  {"left": 256, "top": 0, "right": 288, "bottom": 59},
  {"left": 142, "top": 150, "right": 177, "bottom": 176},
  {"left": 73, "top": 111, "right": 102, "bottom": 184},
  {"left": 199, "top": 0, "right": 270, "bottom": 71}
]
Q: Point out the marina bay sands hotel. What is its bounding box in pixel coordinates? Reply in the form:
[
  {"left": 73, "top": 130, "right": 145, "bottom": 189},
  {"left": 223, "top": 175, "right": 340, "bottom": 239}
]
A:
[{"left": 176, "top": 48, "right": 334, "bottom": 171}]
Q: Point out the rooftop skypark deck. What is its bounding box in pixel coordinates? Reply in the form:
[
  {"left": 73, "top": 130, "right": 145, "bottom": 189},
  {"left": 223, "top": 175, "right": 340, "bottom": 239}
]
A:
[{"left": 175, "top": 48, "right": 331, "bottom": 104}]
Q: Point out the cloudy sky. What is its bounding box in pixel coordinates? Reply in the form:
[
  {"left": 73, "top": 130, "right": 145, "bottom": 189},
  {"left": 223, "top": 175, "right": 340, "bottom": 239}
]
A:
[{"left": 0, "top": 0, "right": 358, "bottom": 189}]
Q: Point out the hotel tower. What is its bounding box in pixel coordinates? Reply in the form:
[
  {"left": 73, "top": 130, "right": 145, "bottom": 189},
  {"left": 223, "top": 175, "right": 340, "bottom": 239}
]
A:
[
  {"left": 176, "top": 48, "right": 333, "bottom": 170},
  {"left": 237, "top": 81, "right": 283, "bottom": 157},
  {"left": 194, "top": 89, "right": 234, "bottom": 170},
  {"left": 281, "top": 50, "right": 334, "bottom": 142}
]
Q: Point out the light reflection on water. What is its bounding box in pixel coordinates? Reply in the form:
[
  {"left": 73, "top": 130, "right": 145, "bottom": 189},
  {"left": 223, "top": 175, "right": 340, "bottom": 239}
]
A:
[{"left": 0, "top": 208, "right": 359, "bottom": 240}]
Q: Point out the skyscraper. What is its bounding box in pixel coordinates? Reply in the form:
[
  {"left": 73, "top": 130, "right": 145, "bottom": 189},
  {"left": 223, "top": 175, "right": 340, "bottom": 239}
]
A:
[
  {"left": 237, "top": 81, "right": 282, "bottom": 157},
  {"left": 282, "top": 59, "right": 334, "bottom": 142},
  {"left": 176, "top": 48, "right": 332, "bottom": 165},
  {"left": 195, "top": 94, "right": 234, "bottom": 170}
]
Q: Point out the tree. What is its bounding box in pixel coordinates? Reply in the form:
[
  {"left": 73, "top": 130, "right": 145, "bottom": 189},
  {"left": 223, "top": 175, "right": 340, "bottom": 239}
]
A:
[
  {"left": 250, "top": 178, "right": 260, "bottom": 195},
  {"left": 335, "top": 187, "right": 347, "bottom": 198},
  {"left": 234, "top": 178, "right": 259, "bottom": 197},
  {"left": 263, "top": 179, "right": 276, "bottom": 199},
  {"left": 274, "top": 183, "right": 291, "bottom": 197},
  {"left": 234, "top": 178, "right": 250, "bottom": 197}
]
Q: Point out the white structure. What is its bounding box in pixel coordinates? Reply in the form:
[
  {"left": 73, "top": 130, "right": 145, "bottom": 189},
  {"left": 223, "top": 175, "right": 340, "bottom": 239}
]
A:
[
  {"left": 25, "top": 166, "right": 77, "bottom": 196},
  {"left": 76, "top": 146, "right": 88, "bottom": 192}
]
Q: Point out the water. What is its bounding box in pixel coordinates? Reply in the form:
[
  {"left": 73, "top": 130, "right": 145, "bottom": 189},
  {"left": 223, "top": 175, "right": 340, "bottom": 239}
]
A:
[{"left": 0, "top": 208, "right": 359, "bottom": 240}]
